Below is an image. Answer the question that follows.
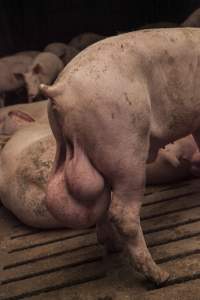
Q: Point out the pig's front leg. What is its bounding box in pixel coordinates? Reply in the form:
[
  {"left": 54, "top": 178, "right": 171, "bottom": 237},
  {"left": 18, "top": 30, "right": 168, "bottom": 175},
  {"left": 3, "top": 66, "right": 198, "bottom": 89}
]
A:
[{"left": 108, "top": 166, "right": 169, "bottom": 285}]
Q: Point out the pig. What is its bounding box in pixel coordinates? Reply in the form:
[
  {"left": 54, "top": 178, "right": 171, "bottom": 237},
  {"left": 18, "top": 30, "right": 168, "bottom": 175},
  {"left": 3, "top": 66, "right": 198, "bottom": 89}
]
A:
[
  {"left": 17, "top": 52, "right": 64, "bottom": 102},
  {"left": 138, "top": 22, "right": 177, "bottom": 30},
  {"left": 181, "top": 8, "right": 200, "bottom": 27},
  {"left": 0, "top": 100, "right": 48, "bottom": 135},
  {"left": 146, "top": 135, "right": 200, "bottom": 184},
  {"left": 0, "top": 122, "right": 199, "bottom": 229},
  {"left": 0, "top": 52, "right": 38, "bottom": 106},
  {"left": 16, "top": 51, "right": 40, "bottom": 58},
  {"left": 39, "top": 28, "right": 200, "bottom": 285},
  {"left": 44, "top": 43, "right": 79, "bottom": 65},
  {"left": 0, "top": 122, "right": 62, "bottom": 228},
  {"left": 68, "top": 32, "right": 104, "bottom": 51}
]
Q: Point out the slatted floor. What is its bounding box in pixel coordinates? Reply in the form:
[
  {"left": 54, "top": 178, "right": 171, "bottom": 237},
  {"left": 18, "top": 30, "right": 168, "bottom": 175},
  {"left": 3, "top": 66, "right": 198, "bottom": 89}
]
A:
[{"left": 1, "top": 178, "right": 200, "bottom": 300}]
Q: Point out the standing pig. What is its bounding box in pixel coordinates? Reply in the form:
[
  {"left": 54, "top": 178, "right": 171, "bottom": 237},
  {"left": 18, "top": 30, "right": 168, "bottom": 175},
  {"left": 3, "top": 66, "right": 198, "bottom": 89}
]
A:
[
  {"left": 39, "top": 28, "right": 200, "bottom": 285},
  {"left": 0, "top": 52, "right": 39, "bottom": 106},
  {"left": 44, "top": 43, "right": 79, "bottom": 65},
  {"left": 18, "top": 52, "right": 64, "bottom": 102},
  {"left": 181, "top": 8, "right": 200, "bottom": 27},
  {"left": 68, "top": 32, "right": 104, "bottom": 50}
]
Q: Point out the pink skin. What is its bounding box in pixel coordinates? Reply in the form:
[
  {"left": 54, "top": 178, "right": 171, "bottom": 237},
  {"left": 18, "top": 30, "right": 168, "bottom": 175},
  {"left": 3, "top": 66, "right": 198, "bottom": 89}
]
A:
[
  {"left": 146, "top": 135, "right": 200, "bottom": 184},
  {"left": 46, "top": 101, "right": 110, "bottom": 228},
  {"left": 40, "top": 29, "right": 200, "bottom": 285},
  {"left": 0, "top": 101, "right": 48, "bottom": 135}
]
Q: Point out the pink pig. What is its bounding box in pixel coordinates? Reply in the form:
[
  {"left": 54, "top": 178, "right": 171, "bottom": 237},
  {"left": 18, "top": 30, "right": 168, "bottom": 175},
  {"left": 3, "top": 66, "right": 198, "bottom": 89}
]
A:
[{"left": 36, "top": 28, "right": 200, "bottom": 284}]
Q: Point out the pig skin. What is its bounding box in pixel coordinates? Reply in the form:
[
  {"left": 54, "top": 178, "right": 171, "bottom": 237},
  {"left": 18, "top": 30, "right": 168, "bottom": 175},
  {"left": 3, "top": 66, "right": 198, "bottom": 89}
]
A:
[
  {"left": 0, "top": 123, "right": 62, "bottom": 228},
  {"left": 22, "top": 52, "right": 64, "bottom": 102},
  {"left": 146, "top": 135, "right": 200, "bottom": 184},
  {"left": 0, "top": 100, "right": 48, "bottom": 135}
]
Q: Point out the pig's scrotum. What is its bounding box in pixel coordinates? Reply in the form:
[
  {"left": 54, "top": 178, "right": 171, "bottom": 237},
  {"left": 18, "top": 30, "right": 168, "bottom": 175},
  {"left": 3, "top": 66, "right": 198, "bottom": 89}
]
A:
[{"left": 46, "top": 101, "right": 110, "bottom": 228}]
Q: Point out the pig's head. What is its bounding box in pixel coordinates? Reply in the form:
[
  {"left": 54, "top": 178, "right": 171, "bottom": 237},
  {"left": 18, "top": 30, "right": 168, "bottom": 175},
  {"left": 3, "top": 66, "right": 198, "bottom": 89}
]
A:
[
  {"left": 40, "top": 83, "right": 111, "bottom": 229},
  {"left": 15, "top": 64, "right": 43, "bottom": 102}
]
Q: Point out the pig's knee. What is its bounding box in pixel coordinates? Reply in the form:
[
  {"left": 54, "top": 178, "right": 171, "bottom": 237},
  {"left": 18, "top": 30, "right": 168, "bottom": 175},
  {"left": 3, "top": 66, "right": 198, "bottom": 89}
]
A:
[{"left": 109, "top": 201, "right": 139, "bottom": 240}]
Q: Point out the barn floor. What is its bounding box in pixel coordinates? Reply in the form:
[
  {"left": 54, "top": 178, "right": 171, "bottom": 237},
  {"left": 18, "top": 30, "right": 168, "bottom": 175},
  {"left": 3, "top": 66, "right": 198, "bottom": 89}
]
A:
[{"left": 1, "top": 178, "right": 200, "bottom": 300}]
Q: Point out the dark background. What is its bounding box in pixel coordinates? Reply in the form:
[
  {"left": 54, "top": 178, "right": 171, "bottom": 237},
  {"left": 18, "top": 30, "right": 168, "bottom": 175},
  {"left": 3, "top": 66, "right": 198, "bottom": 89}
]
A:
[{"left": 0, "top": 0, "right": 200, "bottom": 56}]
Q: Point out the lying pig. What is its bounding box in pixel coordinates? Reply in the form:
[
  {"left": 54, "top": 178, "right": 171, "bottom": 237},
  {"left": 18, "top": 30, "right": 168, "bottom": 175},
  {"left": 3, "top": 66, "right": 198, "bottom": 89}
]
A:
[
  {"left": 181, "top": 8, "right": 200, "bottom": 27},
  {"left": 68, "top": 32, "right": 104, "bottom": 50},
  {"left": 44, "top": 43, "right": 79, "bottom": 65},
  {"left": 0, "top": 122, "right": 61, "bottom": 228},
  {"left": 0, "top": 100, "right": 48, "bottom": 135},
  {"left": 39, "top": 28, "right": 200, "bottom": 285},
  {"left": 18, "top": 52, "right": 64, "bottom": 102},
  {"left": 0, "top": 52, "right": 38, "bottom": 106},
  {"left": 146, "top": 135, "right": 200, "bottom": 184}
]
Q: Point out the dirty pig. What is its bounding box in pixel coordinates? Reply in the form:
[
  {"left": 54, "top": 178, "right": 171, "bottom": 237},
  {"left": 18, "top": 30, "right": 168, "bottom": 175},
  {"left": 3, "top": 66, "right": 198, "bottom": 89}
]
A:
[{"left": 40, "top": 28, "right": 200, "bottom": 285}]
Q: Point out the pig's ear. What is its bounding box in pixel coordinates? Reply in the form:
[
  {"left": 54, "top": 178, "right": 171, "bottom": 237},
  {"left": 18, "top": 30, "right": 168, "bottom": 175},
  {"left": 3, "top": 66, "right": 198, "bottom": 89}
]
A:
[
  {"left": 13, "top": 73, "right": 24, "bottom": 81},
  {"left": 8, "top": 110, "right": 36, "bottom": 123},
  {"left": 33, "top": 63, "right": 43, "bottom": 74}
]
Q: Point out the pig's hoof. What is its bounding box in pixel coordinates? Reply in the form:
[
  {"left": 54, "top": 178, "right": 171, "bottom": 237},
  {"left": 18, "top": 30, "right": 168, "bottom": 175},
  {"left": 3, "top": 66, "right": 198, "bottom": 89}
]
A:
[{"left": 152, "top": 269, "right": 170, "bottom": 286}]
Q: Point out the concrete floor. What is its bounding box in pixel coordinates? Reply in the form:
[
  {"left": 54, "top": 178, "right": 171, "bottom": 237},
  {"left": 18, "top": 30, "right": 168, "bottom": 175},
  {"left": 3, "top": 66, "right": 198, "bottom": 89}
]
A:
[{"left": 0, "top": 178, "right": 200, "bottom": 300}]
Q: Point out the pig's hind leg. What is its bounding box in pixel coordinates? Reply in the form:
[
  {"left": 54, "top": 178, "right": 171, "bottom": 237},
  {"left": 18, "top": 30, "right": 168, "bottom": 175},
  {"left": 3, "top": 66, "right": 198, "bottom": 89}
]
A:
[{"left": 96, "top": 131, "right": 169, "bottom": 285}]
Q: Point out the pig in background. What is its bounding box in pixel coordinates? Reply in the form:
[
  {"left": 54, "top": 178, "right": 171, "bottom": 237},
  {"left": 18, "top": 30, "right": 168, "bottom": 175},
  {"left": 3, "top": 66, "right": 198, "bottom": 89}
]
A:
[
  {"left": 68, "top": 32, "right": 105, "bottom": 51},
  {"left": 136, "top": 7, "right": 200, "bottom": 31},
  {"left": 181, "top": 7, "right": 200, "bottom": 27},
  {"left": 16, "top": 52, "right": 64, "bottom": 102},
  {"left": 44, "top": 42, "right": 79, "bottom": 65},
  {"left": 0, "top": 51, "right": 39, "bottom": 107}
]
